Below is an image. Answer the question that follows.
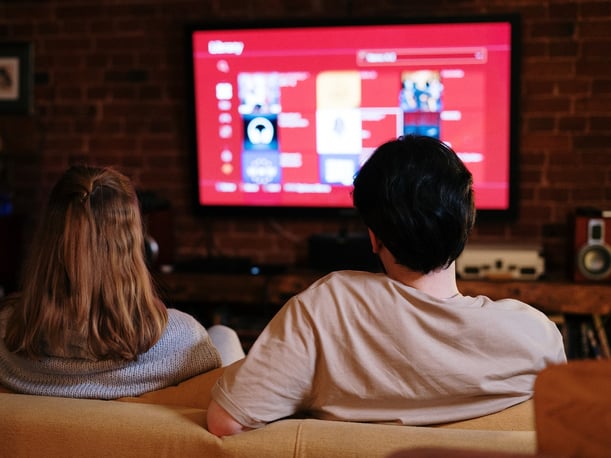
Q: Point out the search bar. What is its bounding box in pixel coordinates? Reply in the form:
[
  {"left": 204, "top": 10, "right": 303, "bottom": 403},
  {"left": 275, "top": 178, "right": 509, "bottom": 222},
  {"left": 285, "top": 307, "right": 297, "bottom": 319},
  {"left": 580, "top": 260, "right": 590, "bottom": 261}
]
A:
[{"left": 357, "top": 47, "right": 487, "bottom": 66}]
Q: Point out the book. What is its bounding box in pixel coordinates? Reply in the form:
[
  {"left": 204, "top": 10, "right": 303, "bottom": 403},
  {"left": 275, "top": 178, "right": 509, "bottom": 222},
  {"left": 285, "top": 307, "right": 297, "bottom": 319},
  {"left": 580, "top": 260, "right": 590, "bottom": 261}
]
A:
[{"left": 592, "top": 314, "right": 611, "bottom": 358}]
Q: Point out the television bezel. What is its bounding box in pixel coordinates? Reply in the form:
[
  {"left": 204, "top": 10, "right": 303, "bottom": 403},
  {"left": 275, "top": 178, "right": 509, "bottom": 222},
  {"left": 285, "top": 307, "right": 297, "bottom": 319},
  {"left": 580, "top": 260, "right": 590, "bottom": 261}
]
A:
[{"left": 185, "top": 14, "right": 521, "bottom": 221}]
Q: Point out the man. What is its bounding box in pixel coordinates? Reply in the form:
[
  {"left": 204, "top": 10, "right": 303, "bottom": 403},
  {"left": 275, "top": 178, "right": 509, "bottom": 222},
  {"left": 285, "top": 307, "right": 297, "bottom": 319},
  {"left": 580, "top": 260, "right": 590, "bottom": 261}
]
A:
[{"left": 207, "top": 135, "right": 566, "bottom": 436}]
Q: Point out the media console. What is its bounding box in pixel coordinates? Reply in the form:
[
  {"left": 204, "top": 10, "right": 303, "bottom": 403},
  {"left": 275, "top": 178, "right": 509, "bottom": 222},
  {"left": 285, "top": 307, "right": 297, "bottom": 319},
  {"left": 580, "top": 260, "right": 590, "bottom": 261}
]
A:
[{"left": 156, "top": 270, "right": 611, "bottom": 314}]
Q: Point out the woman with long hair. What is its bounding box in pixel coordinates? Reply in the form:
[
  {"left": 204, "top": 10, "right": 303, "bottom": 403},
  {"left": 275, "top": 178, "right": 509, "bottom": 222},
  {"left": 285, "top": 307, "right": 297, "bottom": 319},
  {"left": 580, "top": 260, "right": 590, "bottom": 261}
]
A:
[{"left": 0, "top": 165, "right": 243, "bottom": 399}]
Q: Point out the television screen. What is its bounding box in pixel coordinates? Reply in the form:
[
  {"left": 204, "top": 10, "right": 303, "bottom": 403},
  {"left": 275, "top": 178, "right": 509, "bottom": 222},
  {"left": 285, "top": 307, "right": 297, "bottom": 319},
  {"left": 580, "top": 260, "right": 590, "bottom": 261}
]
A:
[{"left": 187, "top": 15, "right": 520, "bottom": 218}]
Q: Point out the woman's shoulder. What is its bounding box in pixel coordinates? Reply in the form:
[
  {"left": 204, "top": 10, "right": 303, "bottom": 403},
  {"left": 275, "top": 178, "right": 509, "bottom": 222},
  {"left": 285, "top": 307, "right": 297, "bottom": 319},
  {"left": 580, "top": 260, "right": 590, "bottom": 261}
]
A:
[
  {"left": 147, "top": 309, "right": 218, "bottom": 359},
  {"left": 165, "top": 308, "right": 206, "bottom": 333},
  {"left": 166, "top": 307, "right": 199, "bottom": 321}
]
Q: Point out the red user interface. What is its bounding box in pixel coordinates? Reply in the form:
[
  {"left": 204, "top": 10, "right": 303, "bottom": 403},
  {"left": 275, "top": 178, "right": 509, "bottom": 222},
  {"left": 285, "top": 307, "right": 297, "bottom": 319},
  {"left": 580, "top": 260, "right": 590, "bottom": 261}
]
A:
[{"left": 190, "top": 20, "right": 515, "bottom": 211}]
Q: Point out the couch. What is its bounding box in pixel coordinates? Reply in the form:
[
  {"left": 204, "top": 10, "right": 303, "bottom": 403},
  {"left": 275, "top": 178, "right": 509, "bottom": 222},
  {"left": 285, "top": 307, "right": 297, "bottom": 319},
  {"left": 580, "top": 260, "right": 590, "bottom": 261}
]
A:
[{"left": 0, "top": 364, "right": 537, "bottom": 458}]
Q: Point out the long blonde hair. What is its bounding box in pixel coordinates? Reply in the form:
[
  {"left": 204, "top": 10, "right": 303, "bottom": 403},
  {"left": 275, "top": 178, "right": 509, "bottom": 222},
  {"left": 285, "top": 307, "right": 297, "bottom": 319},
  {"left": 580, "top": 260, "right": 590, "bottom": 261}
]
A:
[{"left": 3, "top": 165, "right": 167, "bottom": 360}]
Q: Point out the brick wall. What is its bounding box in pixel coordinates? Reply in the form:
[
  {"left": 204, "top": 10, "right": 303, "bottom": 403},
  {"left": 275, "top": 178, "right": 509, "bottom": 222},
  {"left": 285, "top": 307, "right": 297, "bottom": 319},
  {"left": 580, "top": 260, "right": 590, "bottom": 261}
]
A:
[{"left": 0, "top": 0, "right": 610, "bottom": 276}]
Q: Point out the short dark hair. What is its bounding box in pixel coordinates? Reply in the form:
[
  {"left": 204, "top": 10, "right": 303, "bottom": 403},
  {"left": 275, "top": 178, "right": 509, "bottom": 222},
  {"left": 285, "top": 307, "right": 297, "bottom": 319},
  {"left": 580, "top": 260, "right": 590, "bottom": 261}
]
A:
[{"left": 353, "top": 135, "right": 476, "bottom": 273}]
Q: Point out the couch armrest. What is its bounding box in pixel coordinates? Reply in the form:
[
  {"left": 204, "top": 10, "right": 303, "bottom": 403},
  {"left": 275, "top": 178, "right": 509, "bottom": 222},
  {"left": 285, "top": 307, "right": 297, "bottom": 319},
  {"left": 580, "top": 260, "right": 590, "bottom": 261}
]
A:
[{"left": 535, "top": 360, "right": 611, "bottom": 457}]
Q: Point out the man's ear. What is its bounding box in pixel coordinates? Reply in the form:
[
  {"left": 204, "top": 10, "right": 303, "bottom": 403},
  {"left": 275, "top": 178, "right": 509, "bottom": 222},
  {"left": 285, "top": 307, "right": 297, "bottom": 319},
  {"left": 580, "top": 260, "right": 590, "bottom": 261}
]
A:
[{"left": 368, "top": 228, "right": 382, "bottom": 254}]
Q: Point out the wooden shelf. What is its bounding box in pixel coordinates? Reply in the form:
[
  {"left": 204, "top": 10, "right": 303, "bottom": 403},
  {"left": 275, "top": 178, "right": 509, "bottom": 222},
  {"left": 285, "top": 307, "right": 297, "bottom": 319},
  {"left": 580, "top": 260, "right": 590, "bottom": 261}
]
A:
[
  {"left": 457, "top": 279, "right": 611, "bottom": 315},
  {"left": 154, "top": 270, "right": 611, "bottom": 316}
]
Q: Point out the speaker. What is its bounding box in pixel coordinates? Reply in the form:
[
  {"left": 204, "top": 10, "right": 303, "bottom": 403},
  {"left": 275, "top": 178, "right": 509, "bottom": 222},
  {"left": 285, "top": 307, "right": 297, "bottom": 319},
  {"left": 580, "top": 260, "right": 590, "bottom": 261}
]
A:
[{"left": 573, "top": 209, "right": 611, "bottom": 282}]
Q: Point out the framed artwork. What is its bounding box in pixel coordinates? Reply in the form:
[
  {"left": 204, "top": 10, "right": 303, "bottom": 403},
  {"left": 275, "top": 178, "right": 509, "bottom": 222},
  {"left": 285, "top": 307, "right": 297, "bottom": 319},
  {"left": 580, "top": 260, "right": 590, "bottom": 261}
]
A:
[{"left": 0, "top": 42, "right": 33, "bottom": 114}]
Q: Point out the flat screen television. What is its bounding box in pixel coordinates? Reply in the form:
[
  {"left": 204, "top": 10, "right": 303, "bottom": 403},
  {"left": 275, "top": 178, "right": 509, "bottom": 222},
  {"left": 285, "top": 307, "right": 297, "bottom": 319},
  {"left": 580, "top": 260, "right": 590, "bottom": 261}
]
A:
[{"left": 186, "top": 15, "right": 520, "bottom": 220}]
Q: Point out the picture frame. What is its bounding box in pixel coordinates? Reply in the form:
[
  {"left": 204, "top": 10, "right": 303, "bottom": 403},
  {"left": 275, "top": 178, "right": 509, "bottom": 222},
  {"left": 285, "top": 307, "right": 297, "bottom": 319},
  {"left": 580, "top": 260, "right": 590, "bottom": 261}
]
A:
[{"left": 0, "top": 42, "right": 33, "bottom": 114}]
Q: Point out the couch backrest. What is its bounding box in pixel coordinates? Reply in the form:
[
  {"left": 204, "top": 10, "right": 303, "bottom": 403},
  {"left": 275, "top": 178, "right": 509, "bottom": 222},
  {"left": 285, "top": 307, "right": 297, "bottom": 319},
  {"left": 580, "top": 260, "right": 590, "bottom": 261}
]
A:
[{"left": 1, "top": 391, "right": 536, "bottom": 458}]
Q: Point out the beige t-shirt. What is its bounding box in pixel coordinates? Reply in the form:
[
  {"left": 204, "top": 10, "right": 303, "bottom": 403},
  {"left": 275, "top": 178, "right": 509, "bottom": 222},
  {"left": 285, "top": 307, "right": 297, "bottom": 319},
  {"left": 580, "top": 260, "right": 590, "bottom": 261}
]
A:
[{"left": 212, "top": 270, "right": 566, "bottom": 428}]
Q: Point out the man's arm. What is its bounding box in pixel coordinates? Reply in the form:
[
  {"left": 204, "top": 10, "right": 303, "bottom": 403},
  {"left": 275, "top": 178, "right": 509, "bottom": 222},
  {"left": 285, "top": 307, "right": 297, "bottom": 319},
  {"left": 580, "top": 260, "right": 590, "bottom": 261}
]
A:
[
  {"left": 206, "top": 298, "right": 315, "bottom": 437},
  {"left": 207, "top": 399, "right": 251, "bottom": 437}
]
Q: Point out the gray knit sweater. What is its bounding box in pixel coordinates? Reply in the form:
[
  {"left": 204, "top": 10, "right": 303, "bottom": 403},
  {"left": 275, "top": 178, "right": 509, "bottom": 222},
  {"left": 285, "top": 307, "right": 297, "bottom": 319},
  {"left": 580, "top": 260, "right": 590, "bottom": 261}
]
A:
[{"left": 0, "top": 307, "right": 222, "bottom": 399}]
